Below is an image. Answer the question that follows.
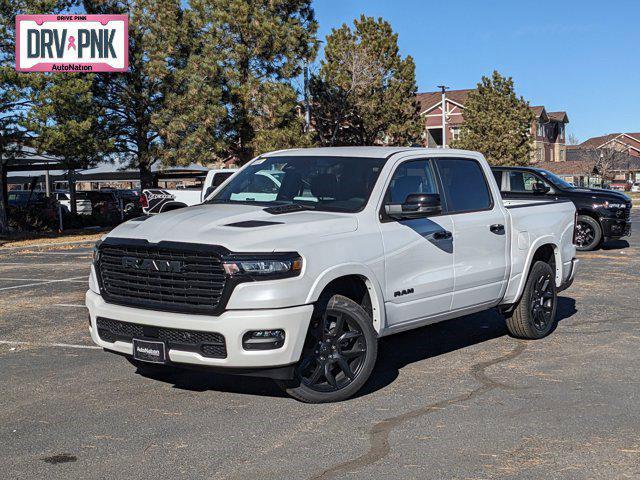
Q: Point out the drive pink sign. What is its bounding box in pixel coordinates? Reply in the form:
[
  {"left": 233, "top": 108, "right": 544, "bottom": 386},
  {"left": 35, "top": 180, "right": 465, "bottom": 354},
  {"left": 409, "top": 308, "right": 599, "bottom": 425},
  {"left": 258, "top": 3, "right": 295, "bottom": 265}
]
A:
[{"left": 15, "top": 14, "right": 128, "bottom": 72}]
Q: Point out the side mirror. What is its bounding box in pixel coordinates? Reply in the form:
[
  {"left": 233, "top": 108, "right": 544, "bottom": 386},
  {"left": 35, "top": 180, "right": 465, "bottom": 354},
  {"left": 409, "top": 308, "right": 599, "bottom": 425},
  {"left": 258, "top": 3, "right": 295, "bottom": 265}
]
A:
[
  {"left": 203, "top": 186, "right": 216, "bottom": 199},
  {"left": 385, "top": 193, "right": 442, "bottom": 220},
  {"left": 532, "top": 183, "right": 550, "bottom": 194}
]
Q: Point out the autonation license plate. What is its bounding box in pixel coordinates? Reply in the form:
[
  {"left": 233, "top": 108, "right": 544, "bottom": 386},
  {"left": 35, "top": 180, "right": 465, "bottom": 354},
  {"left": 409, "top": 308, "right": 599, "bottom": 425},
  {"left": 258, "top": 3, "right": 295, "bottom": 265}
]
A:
[{"left": 133, "top": 339, "right": 166, "bottom": 364}]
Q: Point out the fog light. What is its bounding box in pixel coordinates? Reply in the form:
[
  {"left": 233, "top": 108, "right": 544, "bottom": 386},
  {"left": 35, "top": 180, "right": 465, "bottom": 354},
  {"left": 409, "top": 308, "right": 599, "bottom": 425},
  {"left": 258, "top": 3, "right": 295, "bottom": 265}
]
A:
[{"left": 242, "top": 330, "right": 285, "bottom": 350}]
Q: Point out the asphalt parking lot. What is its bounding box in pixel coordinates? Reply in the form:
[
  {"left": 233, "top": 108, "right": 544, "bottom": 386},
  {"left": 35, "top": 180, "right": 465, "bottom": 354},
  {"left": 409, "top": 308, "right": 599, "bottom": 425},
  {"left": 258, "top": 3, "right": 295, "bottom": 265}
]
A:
[{"left": 1, "top": 211, "right": 639, "bottom": 480}]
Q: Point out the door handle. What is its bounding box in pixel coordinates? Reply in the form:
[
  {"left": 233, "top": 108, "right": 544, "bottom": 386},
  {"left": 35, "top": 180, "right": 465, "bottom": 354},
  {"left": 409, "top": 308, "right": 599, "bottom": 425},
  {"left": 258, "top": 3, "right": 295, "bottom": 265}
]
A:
[
  {"left": 490, "top": 224, "right": 505, "bottom": 234},
  {"left": 433, "top": 229, "right": 452, "bottom": 240}
]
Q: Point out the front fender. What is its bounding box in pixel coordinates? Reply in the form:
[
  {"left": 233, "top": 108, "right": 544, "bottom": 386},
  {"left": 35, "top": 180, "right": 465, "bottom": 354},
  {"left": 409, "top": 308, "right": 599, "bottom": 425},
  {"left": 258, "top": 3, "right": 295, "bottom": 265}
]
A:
[{"left": 305, "top": 263, "right": 386, "bottom": 334}]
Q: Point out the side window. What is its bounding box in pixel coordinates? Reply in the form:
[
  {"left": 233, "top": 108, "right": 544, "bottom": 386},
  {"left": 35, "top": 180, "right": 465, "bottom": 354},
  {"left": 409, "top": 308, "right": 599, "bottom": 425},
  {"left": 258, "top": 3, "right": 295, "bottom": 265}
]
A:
[
  {"left": 211, "top": 172, "right": 233, "bottom": 188},
  {"left": 492, "top": 170, "right": 503, "bottom": 190},
  {"left": 435, "top": 158, "right": 492, "bottom": 213},
  {"left": 385, "top": 159, "right": 438, "bottom": 205},
  {"left": 507, "top": 171, "right": 548, "bottom": 193},
  {"left": 252, "top": 174, "right": 279, "bottom": 194}
]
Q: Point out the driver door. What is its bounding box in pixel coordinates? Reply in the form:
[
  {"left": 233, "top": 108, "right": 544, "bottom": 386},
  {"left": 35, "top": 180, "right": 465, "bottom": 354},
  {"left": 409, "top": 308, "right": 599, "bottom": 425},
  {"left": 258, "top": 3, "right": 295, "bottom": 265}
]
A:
[{"left": 379, "top": 158, "right": 454, "bottom": 327}]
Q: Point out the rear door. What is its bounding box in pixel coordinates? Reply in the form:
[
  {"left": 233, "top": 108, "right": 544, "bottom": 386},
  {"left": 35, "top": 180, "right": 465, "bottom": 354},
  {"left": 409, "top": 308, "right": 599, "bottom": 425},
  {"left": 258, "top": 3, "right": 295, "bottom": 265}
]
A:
[
  {"left": 379, "top": 158, "right": 455, "bottom": 326},
  {"left": 435, "top": 158, "right": 509, "bottom": 310}
]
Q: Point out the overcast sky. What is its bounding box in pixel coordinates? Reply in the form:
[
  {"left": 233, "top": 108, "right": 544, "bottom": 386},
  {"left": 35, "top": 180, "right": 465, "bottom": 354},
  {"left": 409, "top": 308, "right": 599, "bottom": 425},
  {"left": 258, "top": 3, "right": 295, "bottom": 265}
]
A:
[{"left": 313, "top": 0, "right": 639, "bottom": 142}]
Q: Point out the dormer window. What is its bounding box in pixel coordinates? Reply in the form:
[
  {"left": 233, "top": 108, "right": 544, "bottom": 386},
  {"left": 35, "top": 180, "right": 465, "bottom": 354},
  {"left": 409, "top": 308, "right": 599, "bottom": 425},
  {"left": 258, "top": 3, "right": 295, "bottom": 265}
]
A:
[{"left": 537, "top": 122, "right": 544, "bottom": 137}]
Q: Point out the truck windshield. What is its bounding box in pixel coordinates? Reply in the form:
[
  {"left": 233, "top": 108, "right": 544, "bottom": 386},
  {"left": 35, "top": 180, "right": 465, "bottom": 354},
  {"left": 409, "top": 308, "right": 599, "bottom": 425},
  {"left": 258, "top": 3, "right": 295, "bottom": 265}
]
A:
[
  {"left": 208, "top": 156, "right": 386, "bottom": 212},
  {"left": 537, "top": 169, "right": 575, "bottom": 190}
]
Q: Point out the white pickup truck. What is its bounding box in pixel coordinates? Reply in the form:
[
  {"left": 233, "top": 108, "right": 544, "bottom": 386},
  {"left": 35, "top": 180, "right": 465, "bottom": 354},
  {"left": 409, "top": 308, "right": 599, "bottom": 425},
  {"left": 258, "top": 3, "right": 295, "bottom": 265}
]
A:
[
  {"left": 87, "top": 147, "right": 578, "bottom": 403},
  {"left": 141, "top": 168, "right": 237, "bottom": 214}
]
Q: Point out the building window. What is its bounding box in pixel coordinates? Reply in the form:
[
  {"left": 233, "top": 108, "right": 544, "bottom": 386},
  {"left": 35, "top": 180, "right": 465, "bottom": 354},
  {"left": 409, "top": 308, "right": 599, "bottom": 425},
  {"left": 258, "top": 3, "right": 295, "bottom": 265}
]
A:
[
  {"left": 450, "top": 127, "right": 461, "bottom": 142},
  {"left": 560, "top": 149, "right": 565, "bottom": 162},
  {"left": 536, "top": 145, "right": 543, "bottom": 162},
  {"left": 559, "top": 124, "right": 565, "bottom": 141},
  {"left": 537, "top": 122, "right": 544, "bottom": 137}
]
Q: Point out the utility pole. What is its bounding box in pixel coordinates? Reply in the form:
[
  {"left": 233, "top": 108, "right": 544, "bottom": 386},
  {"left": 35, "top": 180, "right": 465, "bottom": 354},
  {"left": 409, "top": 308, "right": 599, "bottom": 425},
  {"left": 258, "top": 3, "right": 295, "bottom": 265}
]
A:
[{"left": 437, "top": 85, "right": 449, "bottom": 148}]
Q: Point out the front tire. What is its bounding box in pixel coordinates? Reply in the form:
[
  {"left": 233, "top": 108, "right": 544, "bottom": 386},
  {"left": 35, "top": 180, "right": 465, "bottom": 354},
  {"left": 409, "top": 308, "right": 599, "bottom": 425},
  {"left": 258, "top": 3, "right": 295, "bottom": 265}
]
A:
[
  {"left": 505, "top": 261, "right": 558, "bottom": 339},
  {"left": 278, "top": 294, "right": 378, "bottom": 403},
  {"left": 575, "top": 215, "right": 602, "bottom": 251}
]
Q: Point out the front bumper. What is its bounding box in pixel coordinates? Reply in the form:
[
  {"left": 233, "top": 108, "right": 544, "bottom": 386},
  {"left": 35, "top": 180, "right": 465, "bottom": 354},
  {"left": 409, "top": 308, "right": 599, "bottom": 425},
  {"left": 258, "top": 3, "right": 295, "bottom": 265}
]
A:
[
  {"left": 601, "top": 217, "right": 631, "bottom": 239},
  {"left": 86, "top": 290, "right": 313, "bottom": 369}
]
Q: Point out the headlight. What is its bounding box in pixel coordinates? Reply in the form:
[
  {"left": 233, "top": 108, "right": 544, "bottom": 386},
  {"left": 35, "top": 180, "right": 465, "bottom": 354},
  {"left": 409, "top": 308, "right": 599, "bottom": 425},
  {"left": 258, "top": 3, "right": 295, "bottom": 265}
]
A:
[
  {"left": 222, "top": 254, "right": 303, "bottom": 279},
  {"left": 593, "top": 201, "right": 626, "bottom": 209},
  {"left": 92, "top": 240, "right": 102, "bottom": 263}
]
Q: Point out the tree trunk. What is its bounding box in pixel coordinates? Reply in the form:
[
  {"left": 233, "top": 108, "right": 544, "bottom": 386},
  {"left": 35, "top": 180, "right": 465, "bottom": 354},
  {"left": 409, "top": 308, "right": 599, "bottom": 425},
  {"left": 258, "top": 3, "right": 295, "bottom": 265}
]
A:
[
  {"left": 0, "top": 161, "right": 8, "bottom": 236},
  {"left": 139, "top": 163, "right": 154, "bottom": 190}
]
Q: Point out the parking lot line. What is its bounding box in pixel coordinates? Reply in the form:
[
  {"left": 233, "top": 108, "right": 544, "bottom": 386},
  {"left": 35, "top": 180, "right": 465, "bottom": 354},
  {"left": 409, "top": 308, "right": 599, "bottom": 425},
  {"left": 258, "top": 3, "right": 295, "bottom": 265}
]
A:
[
  {"left": 0, "top": 340, "right": 100, "bottom": 350},
  {"left": 0, "top": 276, "right": 87, "bottom": 292}
]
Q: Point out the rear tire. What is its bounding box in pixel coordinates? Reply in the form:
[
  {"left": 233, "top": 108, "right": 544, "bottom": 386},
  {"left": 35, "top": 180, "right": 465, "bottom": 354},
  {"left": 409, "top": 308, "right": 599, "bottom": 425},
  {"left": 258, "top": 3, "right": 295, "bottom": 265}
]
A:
[
  {"left": 575, "top": 215, "right": 602, "bottom": 251},
  {"left": 505, "top": 261, "right": 558, "bottom": 339},
  {"left": 277, "top": 294, "right": 378, "bottom": 403}
]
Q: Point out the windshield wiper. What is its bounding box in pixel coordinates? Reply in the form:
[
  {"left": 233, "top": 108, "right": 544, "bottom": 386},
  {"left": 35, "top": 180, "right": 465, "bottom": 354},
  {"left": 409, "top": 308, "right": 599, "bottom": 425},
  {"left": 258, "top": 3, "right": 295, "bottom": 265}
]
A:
[{"left": 263, "top": 203, "right": 316, "bottom": 214}]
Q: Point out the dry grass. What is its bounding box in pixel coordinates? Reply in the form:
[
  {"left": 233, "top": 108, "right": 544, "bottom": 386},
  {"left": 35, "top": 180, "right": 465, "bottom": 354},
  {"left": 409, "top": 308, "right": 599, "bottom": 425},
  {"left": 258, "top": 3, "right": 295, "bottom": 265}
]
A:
[{"left": 0, "top": 231, "right": 107, "bottom": 249}]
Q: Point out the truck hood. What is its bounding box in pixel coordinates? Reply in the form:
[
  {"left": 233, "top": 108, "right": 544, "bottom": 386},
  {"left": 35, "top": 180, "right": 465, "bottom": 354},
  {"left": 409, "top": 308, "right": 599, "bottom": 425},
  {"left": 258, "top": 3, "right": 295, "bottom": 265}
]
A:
[
  {"left": 568, "top": 187, "right": 630, "bottom": 202},
  {"left": 107, "top": 203, "right": 358, "bottom": 251}
]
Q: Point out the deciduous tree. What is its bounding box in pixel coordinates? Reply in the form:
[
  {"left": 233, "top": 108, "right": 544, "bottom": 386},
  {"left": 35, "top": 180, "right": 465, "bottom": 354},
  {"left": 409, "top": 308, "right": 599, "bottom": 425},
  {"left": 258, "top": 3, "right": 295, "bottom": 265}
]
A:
[
  {"left": 450, "top": 71, "right": 534, "bottom": 166},
  {"left": 310, "top": 15, "right": 421, "bottom": 147}
]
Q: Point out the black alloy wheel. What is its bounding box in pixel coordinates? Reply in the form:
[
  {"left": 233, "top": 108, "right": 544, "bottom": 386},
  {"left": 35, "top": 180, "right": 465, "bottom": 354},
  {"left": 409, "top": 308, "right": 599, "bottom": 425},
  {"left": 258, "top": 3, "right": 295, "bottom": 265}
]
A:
[
  {"left": 505, "top": 260, "right": 558, "bottom": 340},
  {"left": 530, "top": 272, "right": 555, "bottom": 332},
  {"left": 277, "top": 294, "right": 378, "bottom": 403},
  {"left": 575, "top": 215, "right": 602, "bottom": 251},
  {"left": 299, "top": 308, "right": 367, "bottom": 392}
]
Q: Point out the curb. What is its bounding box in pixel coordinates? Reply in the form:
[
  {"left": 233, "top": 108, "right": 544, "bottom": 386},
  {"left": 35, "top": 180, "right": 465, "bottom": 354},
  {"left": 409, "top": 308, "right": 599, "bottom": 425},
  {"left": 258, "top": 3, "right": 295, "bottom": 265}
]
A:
[{"left": 0, "top": 239, "right": 98, "bottom": 252}]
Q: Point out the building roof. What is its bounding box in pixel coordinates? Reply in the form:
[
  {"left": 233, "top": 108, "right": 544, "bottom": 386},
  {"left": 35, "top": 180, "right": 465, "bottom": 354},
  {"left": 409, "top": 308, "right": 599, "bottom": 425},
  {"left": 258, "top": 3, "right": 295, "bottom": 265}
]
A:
[
  {"left": 535, "top": 160, "right": 598, "bottom": 175},
  {"left": 580, "top": 133, "right": 640, "bottom": 151},
  {"left": 416, "top": 91, "right": 567, "bottom": 123},
  {"left": 416, "top": 89, "right": 473, "bottom": 113},
  {"left": 548, "top": 111, "right": 569, "bottom": 122}
]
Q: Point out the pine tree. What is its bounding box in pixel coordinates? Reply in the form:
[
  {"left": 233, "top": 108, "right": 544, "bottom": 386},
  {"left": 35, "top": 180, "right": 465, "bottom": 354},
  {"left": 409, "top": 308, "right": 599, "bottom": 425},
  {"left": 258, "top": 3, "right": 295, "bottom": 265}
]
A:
[
  {"left": 25, "top": 73, "right": 110, "bottom": 214},
  {"left": 0, "top": 0, "right": 75, "bottom": 234},
  {"left": 450, "top": 71, "right": 534, "bottom": 166},
  {"left": 181, "top": 0, "right": 318, "bottom": 164},
  {"left": 310, "top": 15, "right": 421, "bottom": 147},
  {"left": 85, "top": 0, "right": 187, "bottom": 188}
]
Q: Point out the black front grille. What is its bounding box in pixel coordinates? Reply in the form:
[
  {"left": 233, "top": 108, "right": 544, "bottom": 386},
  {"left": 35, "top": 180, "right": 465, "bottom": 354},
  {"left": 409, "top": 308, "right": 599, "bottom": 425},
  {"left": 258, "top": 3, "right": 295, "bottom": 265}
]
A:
[
  {"left": 96, "top": 317, "right": 227, "bottom": 358},
  {"left": 97, "top": 241, "right": 227, "bottom": 314}
]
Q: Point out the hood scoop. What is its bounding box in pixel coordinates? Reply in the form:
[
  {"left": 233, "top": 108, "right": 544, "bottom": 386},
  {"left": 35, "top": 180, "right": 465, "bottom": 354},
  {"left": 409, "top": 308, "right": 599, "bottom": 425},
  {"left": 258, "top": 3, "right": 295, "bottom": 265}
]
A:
[{"left": 225, "top": 220, "right": 284, "bottom": 228}]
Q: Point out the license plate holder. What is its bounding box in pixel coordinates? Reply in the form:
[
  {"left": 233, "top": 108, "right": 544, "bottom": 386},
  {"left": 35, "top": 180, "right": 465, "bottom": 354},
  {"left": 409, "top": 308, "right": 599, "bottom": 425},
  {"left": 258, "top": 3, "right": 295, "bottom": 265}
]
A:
[{"left": 132, "top": 338, "right": 167, "bottom": 364}]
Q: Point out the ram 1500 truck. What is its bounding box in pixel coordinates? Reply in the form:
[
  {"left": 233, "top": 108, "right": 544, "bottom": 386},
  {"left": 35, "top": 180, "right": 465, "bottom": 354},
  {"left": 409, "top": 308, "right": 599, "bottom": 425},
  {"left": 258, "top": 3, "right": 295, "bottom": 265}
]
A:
[
  {"left": 491, "top": 166, "right": 632, "bottom": 251},
  {"left": 87, "top": 147, "right": 578, "bottom": 403},
  {"left": 141, "top": 168, "right": 237, "bottom": 214}
]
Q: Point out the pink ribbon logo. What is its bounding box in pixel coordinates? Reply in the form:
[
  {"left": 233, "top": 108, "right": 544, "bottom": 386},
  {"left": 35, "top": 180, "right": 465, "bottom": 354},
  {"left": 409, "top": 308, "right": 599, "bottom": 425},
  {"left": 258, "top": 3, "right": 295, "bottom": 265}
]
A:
[{"left": 67, "top": 35, "right": 76, "bottom": 50}]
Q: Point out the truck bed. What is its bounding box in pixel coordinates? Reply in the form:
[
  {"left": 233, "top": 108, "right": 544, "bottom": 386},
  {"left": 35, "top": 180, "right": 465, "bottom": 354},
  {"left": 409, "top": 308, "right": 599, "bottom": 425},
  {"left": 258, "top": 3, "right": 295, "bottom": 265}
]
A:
[{"left": 501, "top": 197, "right": 576, "bottom": 304}]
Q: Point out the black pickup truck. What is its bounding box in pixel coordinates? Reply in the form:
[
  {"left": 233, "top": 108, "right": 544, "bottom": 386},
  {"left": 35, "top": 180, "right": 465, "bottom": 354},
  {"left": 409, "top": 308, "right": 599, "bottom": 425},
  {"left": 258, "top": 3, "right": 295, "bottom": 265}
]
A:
[{"left": 492, "top": 166, "right": 632, "bottom": 251}]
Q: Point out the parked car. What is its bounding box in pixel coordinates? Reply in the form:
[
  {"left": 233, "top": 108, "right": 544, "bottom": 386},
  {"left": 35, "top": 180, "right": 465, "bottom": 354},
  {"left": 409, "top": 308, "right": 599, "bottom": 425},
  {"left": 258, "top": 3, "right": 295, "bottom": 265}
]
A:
[
  {"left": 103, "top": 189, "right": 142, "bottom": 215},
  {"left": 141, "top": 169, "right": 237, "bottom": 214},
  {"left": 7, "top": 190, "right": 59, "bottom": 226},
  {"left": 631, "top": 182, "right": 640, "bottom": 193},
  {"left": 54, "top": 191, "right": 93, "bottom": 215},
  {"left": 77, "top": 190, "right": 119, "bottom": 215},
  {"left": 609, "top": 181, "right": 631, "bottom": 191},
  {"left": 492, "top": 166, "right": 632, "bottom": 251},
  {"left": 87, "top": 147, "right": 578, "bottom": 403}
]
